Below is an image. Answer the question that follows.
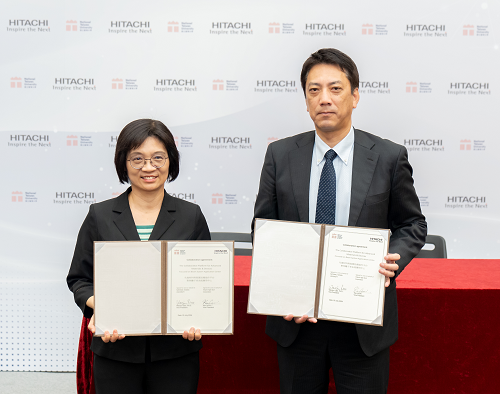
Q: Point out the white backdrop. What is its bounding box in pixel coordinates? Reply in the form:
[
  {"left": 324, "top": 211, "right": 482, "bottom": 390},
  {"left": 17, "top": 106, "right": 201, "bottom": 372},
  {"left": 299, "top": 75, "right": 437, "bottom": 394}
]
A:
[{"left": 1, "top": 0, "right": 498, "bottom": 371}]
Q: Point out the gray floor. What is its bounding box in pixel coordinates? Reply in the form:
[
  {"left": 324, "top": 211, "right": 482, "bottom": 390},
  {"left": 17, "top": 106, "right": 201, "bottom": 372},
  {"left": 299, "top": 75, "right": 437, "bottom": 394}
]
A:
[{"left": 0, "top": 372, "right": 76, "bottom": 394}]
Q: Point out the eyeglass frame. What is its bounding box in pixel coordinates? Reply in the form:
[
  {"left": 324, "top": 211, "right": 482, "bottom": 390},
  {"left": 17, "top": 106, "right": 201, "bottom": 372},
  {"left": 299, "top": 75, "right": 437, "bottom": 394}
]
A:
[{"left": 127, "top": 155, "right": 169, "bottom": 170}]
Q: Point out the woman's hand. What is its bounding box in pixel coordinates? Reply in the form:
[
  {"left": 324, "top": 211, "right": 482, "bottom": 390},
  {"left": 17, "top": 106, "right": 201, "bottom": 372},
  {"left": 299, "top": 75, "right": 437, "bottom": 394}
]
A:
[
  {"left": 87, "top": 314, "right": 126, "bottom": 343},
  {"left": 182, "top": 327, "right": 202, "bottom": 341},
  {"left": 86, "top": 295, "right": 95, "bottom": 309}
]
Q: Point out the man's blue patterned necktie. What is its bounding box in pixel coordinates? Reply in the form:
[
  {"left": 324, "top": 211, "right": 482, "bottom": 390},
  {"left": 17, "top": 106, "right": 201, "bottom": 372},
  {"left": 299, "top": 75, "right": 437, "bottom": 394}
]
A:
[{"left": 315, "top": 149, "right": 337, "bottom": 225}]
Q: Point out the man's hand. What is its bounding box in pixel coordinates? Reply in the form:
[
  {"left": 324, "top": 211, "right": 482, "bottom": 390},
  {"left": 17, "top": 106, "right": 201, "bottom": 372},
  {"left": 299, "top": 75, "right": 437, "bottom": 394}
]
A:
[
  {"left": 87, "top": 314, "right": 126, "bottom": 343},
  {"left": 182, "top": 327, "right": 202, "bottom": 341},
  {"left": 380, "top": 253, "right": 400, "bottom": 287},
  {"left": 284, "top": 314, "right": 317, "bottom": 324}
]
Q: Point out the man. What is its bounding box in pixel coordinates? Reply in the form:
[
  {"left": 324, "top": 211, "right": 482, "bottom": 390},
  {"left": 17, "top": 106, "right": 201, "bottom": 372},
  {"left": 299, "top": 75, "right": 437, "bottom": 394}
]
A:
[{"left": 252, "top": 48, "right": 427, "bottom": 393}]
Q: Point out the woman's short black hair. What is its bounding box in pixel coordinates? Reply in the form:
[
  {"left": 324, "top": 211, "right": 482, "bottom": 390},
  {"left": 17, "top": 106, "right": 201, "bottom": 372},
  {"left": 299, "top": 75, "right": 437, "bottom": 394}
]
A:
[
  {"left": 300, "top": 48, "right": 359, "bottom": 96},
  {"left": 114, "top": 119, "right": 179, "bottom": 184}
]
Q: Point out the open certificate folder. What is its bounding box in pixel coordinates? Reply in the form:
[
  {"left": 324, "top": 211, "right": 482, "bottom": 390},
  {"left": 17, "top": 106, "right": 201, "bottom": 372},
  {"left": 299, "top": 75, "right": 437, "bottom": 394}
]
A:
[
  {"left": 248, "top": 219, "right": 390, "bottom": 326},
  {"left": 94, "top": 241, "right": 234, "bottom": 336}
]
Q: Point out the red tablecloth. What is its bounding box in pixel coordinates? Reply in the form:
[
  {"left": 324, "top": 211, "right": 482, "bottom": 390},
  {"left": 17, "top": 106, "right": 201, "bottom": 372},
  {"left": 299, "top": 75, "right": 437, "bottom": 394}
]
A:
[{"left": 78, "top": 258, "right": 500, "bottom": 394}]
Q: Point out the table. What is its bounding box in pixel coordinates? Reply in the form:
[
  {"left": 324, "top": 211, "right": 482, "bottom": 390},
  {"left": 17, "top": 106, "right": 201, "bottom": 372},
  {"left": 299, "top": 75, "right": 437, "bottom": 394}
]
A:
[
  {"left": 77, "top": 258, "right": 500, "bottom": 393},
  {"left": 197, "top": 258, "right": 500, "bottom": 394}
]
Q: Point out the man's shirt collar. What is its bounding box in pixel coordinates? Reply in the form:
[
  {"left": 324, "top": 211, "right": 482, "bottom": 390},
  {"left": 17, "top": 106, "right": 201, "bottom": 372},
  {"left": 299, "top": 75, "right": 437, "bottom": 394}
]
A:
[{"left": 314, "top": 126, "right": 355, "bottom": 166}]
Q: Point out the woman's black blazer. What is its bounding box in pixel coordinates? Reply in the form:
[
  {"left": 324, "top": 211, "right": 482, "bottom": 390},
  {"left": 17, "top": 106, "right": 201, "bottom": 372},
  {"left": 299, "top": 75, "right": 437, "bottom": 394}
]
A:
[{"left": 66, "top": 187, "right": 210, "bottom": 363}]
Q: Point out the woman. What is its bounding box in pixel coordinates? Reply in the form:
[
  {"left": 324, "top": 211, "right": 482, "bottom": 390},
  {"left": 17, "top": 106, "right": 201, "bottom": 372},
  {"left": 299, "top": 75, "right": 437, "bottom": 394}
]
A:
[{"left": 67, "top": 119, "right": 209, "bottom": 394}]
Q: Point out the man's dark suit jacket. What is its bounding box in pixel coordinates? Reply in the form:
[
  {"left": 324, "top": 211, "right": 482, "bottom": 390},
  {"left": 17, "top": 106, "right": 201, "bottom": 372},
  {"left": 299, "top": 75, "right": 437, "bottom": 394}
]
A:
[
  {"left": 67, "top": 187, "right": 210, "bottom": 363},
  {"left": 252, "top": 129, "right": 427, "bottom": 357}
]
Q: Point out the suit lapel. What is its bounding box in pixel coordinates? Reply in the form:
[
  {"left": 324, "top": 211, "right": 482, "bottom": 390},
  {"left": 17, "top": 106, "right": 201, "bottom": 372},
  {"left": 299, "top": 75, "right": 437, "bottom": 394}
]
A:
[
  {"left": 112, "top": 188, "right": 176, "bottom": 241},
  {"left": 349, "top": 129, "right": 379, "bottom": 226},
  {"left": 149, "top": 191, "right": 176, "bottom": 240},
  {"left": 112, "top": 188, "right": 141, "bottom": 241},
  {"left": 289, "top": 131, "right": 315, "bottom": 222}
]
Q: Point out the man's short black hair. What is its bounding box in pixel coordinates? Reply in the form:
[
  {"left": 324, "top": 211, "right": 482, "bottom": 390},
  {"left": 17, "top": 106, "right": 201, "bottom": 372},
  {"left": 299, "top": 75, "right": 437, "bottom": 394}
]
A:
[
  {"left": 300, "top": 48, "right": 359, "bottom": 95},
  {"left": 114, "top": 119, "right": 179, "bottom": 184}
]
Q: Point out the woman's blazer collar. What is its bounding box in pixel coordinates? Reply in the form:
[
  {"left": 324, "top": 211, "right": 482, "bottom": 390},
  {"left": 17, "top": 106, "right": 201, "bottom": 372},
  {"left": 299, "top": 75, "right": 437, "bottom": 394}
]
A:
[{"left": 111, "top": 187, "right": 177, "bottom": 241}]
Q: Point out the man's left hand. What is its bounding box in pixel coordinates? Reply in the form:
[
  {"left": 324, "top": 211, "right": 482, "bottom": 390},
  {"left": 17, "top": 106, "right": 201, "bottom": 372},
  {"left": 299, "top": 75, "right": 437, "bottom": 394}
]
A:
[{"left": 380, "top": 253, "right": 400, "bottom": 287}]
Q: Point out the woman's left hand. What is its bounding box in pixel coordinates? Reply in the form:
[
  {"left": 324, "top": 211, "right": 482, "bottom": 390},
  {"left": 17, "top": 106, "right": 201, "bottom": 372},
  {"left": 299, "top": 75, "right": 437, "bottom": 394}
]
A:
[{"left": 182, "top": 327, "right": 202, "bottom": 341}]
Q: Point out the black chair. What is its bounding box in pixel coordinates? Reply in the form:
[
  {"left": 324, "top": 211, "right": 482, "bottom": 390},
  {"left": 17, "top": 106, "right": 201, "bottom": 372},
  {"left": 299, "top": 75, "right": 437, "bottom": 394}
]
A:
[
  {"left": 414, "top": 235, "right": 447, "bottom": 258},
  {"left": 210, "top": 232, "right": 253, "bottom": 256}
]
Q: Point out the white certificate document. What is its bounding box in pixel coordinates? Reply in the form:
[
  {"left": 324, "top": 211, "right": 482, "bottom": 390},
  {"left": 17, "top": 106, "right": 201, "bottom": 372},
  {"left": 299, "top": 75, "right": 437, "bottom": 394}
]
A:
[
  {"left": 94, "top": 241, "right": 162, "bottom": 336},
  {"left": 166, "top": 241, "right": 233, "bottom": 334},
  {"left": 94, "top": 240, "right": 234, "bottom": 336},
  {"left": 248, "top": 219, "right": 389, "bottom": 326},
  {"left": 317, "top": 226, "right": 388, "bottom": 325},
  {"left": 248, "top": 219, "right": 322, "bottom": 317}
]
